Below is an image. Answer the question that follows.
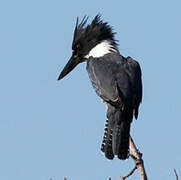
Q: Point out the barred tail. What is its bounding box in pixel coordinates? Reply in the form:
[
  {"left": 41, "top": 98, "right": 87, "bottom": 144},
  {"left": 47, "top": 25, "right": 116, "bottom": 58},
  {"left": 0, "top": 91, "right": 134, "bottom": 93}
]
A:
[
  {"left": 101, "top": 105, "right": 132, "bottom": 160},
  {"left": 112, "top": 118, "right": 130, "bottom": 160},
  {"left": 101, "top": 119, "right": 114, "bottom": 159}
]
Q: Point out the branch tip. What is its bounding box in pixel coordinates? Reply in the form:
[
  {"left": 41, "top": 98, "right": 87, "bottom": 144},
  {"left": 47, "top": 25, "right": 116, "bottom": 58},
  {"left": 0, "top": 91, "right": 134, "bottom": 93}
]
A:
[
  {"left": 120, "top": 165, "right": 137, "bottom": 180},
  {"left": 174, "top": 169, "right": 179, "bottom": 180}
]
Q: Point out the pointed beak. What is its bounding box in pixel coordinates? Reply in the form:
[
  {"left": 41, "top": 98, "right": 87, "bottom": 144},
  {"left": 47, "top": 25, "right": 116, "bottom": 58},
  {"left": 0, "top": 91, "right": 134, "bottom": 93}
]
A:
[{"left": 57, "top": 55, "right": 80, "bottom": 80}]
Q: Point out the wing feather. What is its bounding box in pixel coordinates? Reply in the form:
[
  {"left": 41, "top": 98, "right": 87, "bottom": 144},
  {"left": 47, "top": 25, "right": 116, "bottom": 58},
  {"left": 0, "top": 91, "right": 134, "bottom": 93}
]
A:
[{"left": 86, "top": 54, "right": 142, "bottom": 118}]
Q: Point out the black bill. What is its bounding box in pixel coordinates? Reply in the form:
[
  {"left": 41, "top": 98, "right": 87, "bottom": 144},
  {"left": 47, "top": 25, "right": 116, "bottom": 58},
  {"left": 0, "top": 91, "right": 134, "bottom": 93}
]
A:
[{"left": 57, "top": 55, "right": 80, "bottom": 80}]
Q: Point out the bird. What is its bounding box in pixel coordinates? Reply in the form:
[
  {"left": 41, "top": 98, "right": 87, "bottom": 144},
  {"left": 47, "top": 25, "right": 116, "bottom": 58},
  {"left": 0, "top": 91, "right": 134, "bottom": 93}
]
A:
[{"left": 57, "top": 15, "right": 142, "bottom": 160}]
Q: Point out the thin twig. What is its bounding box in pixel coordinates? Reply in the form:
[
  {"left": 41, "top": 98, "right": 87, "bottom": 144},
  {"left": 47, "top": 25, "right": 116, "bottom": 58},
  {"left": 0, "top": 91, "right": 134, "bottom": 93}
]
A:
[
  {"left": 120, "top": 165, "right": 137, "bottom": 180},
  {"left": 174, "top": 169, "right": 179, "bottom": 180},
  {"left": 120, "top": 136, "right": 148, "bottom": 180}
]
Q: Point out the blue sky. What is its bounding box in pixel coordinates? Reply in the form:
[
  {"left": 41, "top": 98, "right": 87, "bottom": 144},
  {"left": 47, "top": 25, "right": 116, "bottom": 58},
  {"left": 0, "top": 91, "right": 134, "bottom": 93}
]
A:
[{"left": 1, "top": 0, "right": 181, "bottom": 180}]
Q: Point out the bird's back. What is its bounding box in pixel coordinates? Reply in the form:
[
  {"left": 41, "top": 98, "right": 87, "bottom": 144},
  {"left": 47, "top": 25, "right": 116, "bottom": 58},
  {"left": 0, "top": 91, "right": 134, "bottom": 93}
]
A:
[{"left": 86, "top": 53, "right": 142, "bottom": 112}]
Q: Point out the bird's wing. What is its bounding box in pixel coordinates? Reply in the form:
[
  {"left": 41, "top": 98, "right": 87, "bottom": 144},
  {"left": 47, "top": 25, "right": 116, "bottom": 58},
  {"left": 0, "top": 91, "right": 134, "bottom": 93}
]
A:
[
  {"left": 86, "top": 54, "right": 126, "bottom": 107},
  {"left": 86, "top": 54, "right": 142, "bottom": 116},
  {"left": 125, "top": 57, "right": 142, "bottom": 118},
  {"left": 86, "top": 54, "right": 142, "bottom": 160}
]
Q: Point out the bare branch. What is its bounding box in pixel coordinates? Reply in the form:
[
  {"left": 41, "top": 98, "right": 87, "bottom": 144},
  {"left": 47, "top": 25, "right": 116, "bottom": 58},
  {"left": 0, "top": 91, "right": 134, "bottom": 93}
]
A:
[
  {"left": 174, "top": 169, "right": 179, "bottom": 180},
  {"left": 129, "top": 136, "right": 148, "bottom": 180},
  {"left": 120, "top": 165, "right": 137, "bottom": 180},
  {"left": 121, "top": 136, "right": 148, "bottom": 180},
  {"left": 60, "top": 137, "right": 149, "bottom": 180}
]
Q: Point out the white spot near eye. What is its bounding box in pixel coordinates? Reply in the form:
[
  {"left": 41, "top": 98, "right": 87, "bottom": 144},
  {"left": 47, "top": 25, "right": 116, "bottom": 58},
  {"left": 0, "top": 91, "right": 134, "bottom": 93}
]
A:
[{"left": 85, "top": 40, "right": 118, "bottom": 58}]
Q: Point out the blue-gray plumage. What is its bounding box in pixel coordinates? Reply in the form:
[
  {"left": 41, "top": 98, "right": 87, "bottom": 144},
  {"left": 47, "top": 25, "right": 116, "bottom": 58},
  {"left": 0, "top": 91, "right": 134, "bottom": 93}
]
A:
[
  {"left": 86, "top": 53, "right": 142, "bottom": 159},
  {"left": 58, "top": 15, "right": 142, "bottom": 160}
]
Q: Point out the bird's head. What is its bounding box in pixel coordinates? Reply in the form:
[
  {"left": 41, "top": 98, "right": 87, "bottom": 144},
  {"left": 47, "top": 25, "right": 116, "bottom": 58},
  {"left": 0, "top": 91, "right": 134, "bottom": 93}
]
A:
[{"left": 57, "top": 14, "right": 118, "bottom": 80}]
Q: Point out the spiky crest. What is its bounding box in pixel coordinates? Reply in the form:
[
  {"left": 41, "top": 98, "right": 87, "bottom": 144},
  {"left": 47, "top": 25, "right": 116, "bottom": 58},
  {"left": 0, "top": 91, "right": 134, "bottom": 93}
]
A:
[
  {"left": 72, "top": 14, "right": 118, "bottom": 52},
  {"left": 73, "top": 16, "right": 89, "bottom": 44}
]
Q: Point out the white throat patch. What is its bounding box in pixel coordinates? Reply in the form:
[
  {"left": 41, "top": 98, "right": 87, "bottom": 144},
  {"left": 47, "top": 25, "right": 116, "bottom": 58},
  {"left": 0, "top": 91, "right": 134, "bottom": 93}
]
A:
[{"left": 85, "top": 40, "right": 117, "bottom": 58}]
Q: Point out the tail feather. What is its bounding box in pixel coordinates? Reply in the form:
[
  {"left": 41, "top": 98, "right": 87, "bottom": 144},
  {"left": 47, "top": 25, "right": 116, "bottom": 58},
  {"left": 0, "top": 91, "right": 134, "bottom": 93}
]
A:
[
  {"left": 101, "top": 119, "right": 114, "bottom": 159},
  {"left": 101, "top": 105, "right": 132, "bottom": 160},
  {"left": 114, "top": 121, "right": 130, "bottom": 160}
]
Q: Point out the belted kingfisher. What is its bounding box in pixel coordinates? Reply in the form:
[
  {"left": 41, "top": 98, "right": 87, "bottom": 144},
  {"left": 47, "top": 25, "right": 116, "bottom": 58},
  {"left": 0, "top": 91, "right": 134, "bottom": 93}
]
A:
[{"left": 58, "top": 15, "right": 142, "bottom": 160}]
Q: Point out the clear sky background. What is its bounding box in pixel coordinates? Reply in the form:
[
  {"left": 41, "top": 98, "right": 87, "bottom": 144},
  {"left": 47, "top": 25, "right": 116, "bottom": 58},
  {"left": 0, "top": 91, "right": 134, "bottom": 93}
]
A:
[{"left": 1, "top": 0, "right": 181, "bottom": 180}]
